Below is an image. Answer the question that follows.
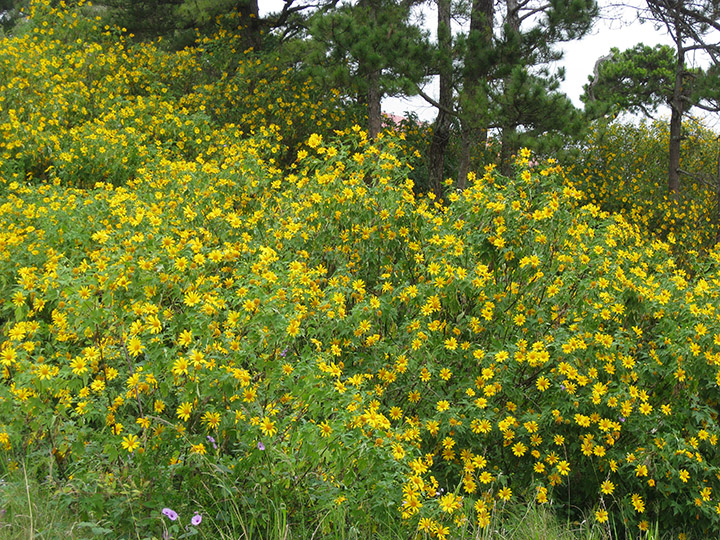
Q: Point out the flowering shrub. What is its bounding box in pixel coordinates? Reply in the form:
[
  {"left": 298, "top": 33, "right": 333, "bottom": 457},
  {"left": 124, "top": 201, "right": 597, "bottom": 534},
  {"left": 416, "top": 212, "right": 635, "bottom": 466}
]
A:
[
  {"left": 0, "top": 0, "right": 358, "bottom": 191},
  {"left": 3, "top": 2, "right": 720, "bottom": 539},
  {"left": 570, "top": 117, "right": 719, "bottom": 256}
]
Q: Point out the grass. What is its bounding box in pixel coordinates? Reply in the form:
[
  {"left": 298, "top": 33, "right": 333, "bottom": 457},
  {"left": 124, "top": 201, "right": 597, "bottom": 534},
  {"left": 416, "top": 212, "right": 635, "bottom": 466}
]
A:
[
  {"left": 0, "top": 466, "right": 669, "bottom": 540},
  {"left": 0, "top": 463, "right": 111, "bottom": 539}
]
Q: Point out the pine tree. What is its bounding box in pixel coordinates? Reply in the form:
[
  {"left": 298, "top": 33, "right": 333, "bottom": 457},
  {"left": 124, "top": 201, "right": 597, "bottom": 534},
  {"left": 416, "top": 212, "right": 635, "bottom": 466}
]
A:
[
  {"left": 582, "top": 44, "right": 677, "bottom": 118},
  {"left": 308, "top": 0, "right": 429, "bottom": 138},
  {"left": 457, "top": 0, "right": 598, "bottom": 176}
]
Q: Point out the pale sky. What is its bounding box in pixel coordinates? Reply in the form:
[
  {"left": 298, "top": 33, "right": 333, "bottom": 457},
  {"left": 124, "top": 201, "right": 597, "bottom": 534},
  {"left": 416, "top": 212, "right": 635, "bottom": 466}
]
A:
[{"left": 258, "top": 1, "right": 708, "bottom": 123}]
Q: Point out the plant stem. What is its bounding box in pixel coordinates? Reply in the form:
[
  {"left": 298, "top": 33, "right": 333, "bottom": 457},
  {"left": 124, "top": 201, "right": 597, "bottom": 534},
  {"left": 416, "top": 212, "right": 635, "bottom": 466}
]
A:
[{"left": 23, "top": 461, "right": 34, "bottom": 540}]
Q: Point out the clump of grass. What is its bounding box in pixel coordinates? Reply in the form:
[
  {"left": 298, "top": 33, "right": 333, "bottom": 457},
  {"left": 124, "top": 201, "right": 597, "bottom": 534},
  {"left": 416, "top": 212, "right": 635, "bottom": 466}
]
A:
[
  {"left": 475, "top": 505, "right": 586, "bottom": 540},
  {"left": 505, "top": 506, "right": 588, "bottom": 540},
  {"left": 465, "top": 502, "right": 666, "bottom": 540},
  {"left": 0, "top": 463, "right": 111, "bottom": 540}
]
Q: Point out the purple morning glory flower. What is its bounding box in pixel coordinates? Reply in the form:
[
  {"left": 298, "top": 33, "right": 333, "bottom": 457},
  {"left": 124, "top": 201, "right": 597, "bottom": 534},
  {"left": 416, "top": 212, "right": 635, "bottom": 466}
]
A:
[
  {"left": 191, "top": 512, "right": 202, "bottom": 526},
  {"left": 162, "top": 507, "right": 178, "bottom": 521},
  {"left": 257, "top": 441, "right": 265, "bottom": 451}
]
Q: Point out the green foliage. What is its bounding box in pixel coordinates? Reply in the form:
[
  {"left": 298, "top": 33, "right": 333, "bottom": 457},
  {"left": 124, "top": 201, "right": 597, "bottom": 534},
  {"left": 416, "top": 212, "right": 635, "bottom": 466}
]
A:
[
  {"left": 0, "top": 0, "right": 27, "bottom": 33},
  {"left": 7, "top": 110, "right": 720, "bottom": 537},
  {"left": 103, "top": 0, "right": 183, "bottom": 40},
  {"left": 582, "top": 44, "right": 677, "bottom": 118},
  {"left": 0, "top": 0, "right": 360, "bottom": 187},
  {"left": 308, "top": 0, "right": 429, "bottom": 98},
  {"left": 102, "top": 0, "right": 261, "bottom": 50}
]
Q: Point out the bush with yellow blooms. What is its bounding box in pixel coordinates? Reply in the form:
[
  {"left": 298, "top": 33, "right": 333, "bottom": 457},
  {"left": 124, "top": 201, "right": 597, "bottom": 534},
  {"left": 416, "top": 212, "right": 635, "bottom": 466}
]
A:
[{"left": 3, "top": 1, "right": 720, "bottom": 539}]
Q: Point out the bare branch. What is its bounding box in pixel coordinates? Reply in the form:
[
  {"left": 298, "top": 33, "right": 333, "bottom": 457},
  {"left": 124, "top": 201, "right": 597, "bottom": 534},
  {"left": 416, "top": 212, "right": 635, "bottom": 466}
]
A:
[
  {"left": 415, "top": 85, "right": 458, "bottom": 117},
  {"left": 665, "top": 1, "right": 720, "bottom": 33},
  {"left": 270, "top": 0, "right": 332, "bottom": 30},
  {"left": 517, "top": 4, "right": 552, "bottom": 25},
  {"left": 678, "top": 168, "right": 717, "bottom": 187},
  {"left": 692, "top": 100, "right": 720, "bottom": 113}
]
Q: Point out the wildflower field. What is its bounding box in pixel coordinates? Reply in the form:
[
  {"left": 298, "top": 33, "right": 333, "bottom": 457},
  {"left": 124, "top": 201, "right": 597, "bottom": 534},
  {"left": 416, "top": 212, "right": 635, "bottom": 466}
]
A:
[{"left": 4, "top": 2, "right": 720, "bottom": 539}]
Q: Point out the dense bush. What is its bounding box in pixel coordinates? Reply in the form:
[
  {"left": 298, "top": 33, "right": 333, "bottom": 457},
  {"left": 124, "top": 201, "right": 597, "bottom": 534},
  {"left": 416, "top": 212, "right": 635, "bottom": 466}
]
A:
[{"left": 4, "top": 2, "right": 720, "bottom": 539}]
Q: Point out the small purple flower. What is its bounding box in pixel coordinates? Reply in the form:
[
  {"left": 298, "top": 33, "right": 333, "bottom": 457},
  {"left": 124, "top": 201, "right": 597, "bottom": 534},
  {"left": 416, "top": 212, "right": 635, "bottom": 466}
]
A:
[
  {"left": 191, "top": 512, "right": 202, "bottom": 526},
  {"left": 280, "top": 348, "right": 288, "bottom": 357},
  {"left": 257, "top": 441, "right": 265, "bottom": 451},
  {"left": 162, "top": 507, "right": 178, "bottom": 521},
  {"left": 207, "top": 435, "right": 217, "bottom": 449}
]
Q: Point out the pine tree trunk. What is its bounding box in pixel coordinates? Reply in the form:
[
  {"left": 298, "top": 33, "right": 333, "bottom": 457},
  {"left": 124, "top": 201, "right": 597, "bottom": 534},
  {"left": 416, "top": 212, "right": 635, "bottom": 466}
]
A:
[
  {"left": 362, "top": 0, "right": 382, "bottom": 139},
  {"left": 500, "top": 127, "right": 515, "bottom": 177},
  {"left": 665, "top": 9, "right": 691, "bottom": 200},
  {"left": 428, "top": 0, "right": 453, "bottom": 195},
  {"left": 715, "top": 137, "right": 720, "bottom": 242},
  {"left": 499, "top": 0, "right": 520, "bottom": 177},
  {"left": 668, "top": 42, "right": 684, "bottom": 199},
  {"left": 459, "top": 0, "right": 493, "bottom": 182},
  {"left": 429, "top": 118, "right": 450, "bottom": 195},
  {"left": 506, "top": 0, "right": 519, "bottom": 30},
  {"left": 668, "top": 104, "right": 682, "bottom": 198},
  {"left": 459, "top": 128, "right": 488, "bottom": 184},
  {"left": 368, "top": 69, "right": 382, "bottom": 139},
  {"left": 457, "top": 134, "right": 470, "bottom": 186},
  {"left": 238, "top": 0, "right": 262, "bottom": 51}
]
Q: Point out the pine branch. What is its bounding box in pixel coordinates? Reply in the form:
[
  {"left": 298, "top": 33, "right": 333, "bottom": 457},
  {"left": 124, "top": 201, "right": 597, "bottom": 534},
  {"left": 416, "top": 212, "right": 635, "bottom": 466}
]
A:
[{"left": 667, "top": 1, "right": 720, "bottom": 33}]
